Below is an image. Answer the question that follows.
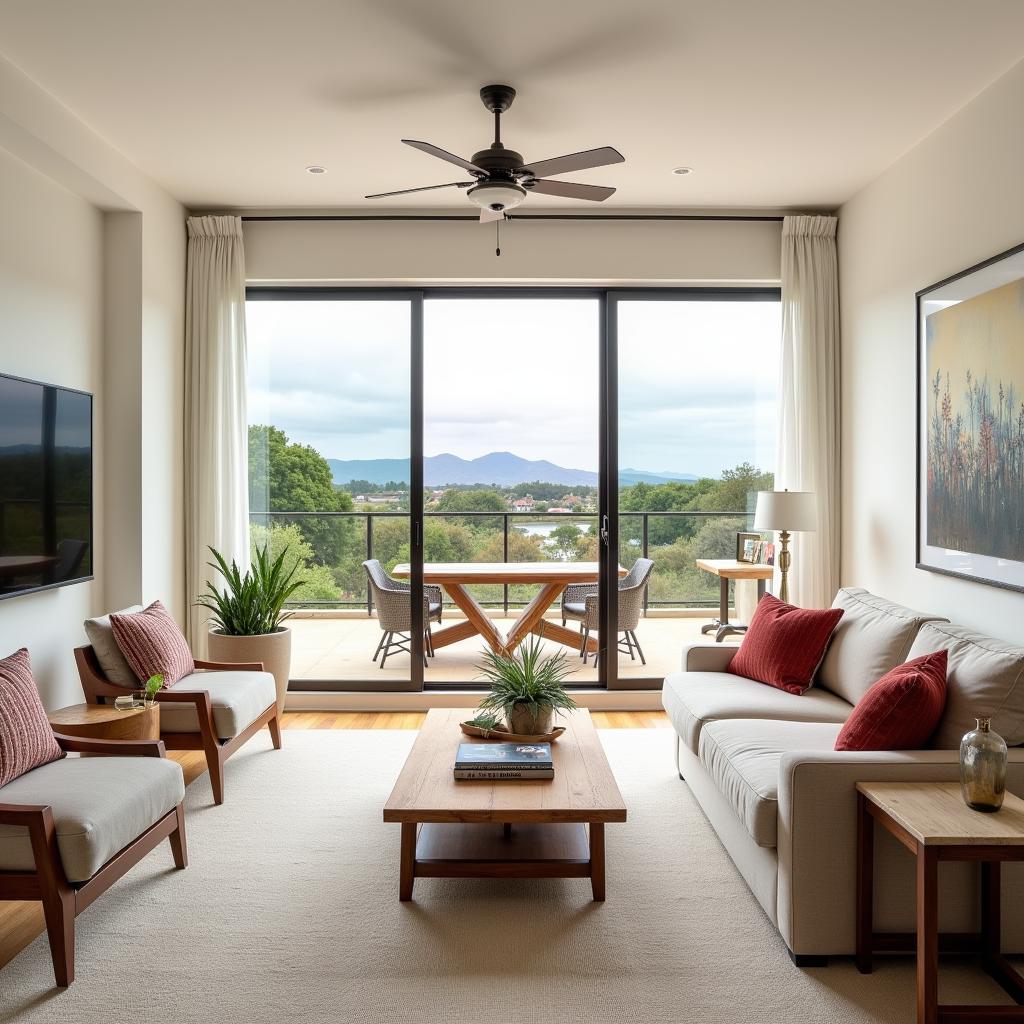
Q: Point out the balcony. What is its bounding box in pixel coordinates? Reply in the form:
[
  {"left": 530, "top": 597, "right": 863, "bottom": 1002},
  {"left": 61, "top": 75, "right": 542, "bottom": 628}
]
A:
[{"left": 251, "top": 509, "right": 758, "bottom": 684}]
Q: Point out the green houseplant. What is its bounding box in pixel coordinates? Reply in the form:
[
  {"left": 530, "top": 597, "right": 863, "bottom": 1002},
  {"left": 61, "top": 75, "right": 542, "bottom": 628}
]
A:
[
  {"left": 195, "top": 545, "right": 305, "bottom": 716},
  {"left": 476, "top": 635, "right": 577, "bottom": 735}
]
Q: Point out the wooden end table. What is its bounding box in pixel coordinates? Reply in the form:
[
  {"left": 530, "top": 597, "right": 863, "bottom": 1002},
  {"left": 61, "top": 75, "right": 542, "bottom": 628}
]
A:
[
  {"left": 47, "top": 702, "right": 160, "bottom": 743},
  {"left": 695, "top": 558, "right": 773, "bottom": 641},
  {"left": 856, "top": 782, "right": 1024, "bottom": 1024},
  {"left": 383, "top": 708, "right": 626, "bottom": 902}
]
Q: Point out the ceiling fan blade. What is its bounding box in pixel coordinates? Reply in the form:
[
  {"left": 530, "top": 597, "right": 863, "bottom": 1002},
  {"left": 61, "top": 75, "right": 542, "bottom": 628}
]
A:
[
  {"left": 402, "top": 140, "right": 486, "bottom": 175},
  {"left": 518, "top": 147, "right": 624, "bottom": 180},
  {"left": 479, "top": 207, "right": 505, "bottom": 224},
  {"left": 364, "top": 181, "right": 474, "bottom": 199},
  {"left": 525, "top": 179, "right": 616, "bottom": 202}
]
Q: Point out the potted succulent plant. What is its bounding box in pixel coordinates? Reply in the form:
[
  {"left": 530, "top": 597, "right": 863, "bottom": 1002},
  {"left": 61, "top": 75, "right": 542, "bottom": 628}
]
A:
[
  {"left": 195, "top": 545, "right": 304, "bottom": 716},
  {"left": 476, "top": 635, "right": 578, "bottom": 735}
]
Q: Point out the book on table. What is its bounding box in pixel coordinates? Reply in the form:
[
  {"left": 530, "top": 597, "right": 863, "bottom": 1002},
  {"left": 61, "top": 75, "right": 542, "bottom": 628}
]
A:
[{"left": 453, "top": 741, "right": 554, "bottom": 780}]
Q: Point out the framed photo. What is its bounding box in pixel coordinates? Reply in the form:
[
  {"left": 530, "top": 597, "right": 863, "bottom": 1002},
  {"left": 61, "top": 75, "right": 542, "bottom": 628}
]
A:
[
  {"left": 736, "top": 532, "right": 761, "bottom": 563},
  {"left": 917, "top": 240, "right": 1024, "bottom": 592}
]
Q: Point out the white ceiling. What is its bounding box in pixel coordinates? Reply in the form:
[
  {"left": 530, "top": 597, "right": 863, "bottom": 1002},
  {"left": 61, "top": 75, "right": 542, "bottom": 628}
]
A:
[{"left": 1, "top": 0, "right": 1023, "bottom": 211}]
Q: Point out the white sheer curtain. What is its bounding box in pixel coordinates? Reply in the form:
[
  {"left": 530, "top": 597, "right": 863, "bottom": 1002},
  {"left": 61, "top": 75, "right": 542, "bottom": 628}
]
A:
[
  {"left": 776, "top": 214, "right": 841, "bottom": 608},
  {"left": 184, "top": 216, "right": 249, "bottom": 654}
]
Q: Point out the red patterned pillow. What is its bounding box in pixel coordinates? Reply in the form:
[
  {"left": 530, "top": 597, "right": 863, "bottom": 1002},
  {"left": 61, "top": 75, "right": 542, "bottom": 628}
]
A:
[
  {"left": 835, "top": 651, "right": 948, "bottom": 751},
  {"left": 0, "top": 648, "right": 64, "bottom": 787},
  {"left": 729, "top": 594, "right": 844, "bottom": 695},
  {"left": 110, "top": 600, "right": 194, "bottom": 687}
]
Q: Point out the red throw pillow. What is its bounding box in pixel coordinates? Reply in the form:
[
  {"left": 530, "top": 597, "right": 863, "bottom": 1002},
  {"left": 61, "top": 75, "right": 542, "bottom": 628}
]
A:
[
  {"left": 0, "top": 648, "right": 64, "bottom": 787},
  {"left": 834, "top": 651, "right": 948, "bottom": 751},
  {"left": 110, "top": 600, "right": 195, "bottom": 687},
  {"left": 728, "top": 594, "right": 844, "bottom": 694}
]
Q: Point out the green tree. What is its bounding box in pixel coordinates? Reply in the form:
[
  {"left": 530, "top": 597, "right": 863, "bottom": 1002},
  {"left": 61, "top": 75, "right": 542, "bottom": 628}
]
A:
[
  {"left": 434, "top": 488, "right": 507, "bottom": 513},
  {"left": 547, "top": 523, "right": 585, "bottom": 561},
  {"left": 249, "top": 522, "right": 341, "bottom": 603}
]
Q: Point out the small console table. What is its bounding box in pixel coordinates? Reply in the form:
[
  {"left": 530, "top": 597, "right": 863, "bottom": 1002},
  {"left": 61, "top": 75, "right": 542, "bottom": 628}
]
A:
[
  {"left": 856, "top": 781, "right": 1024, "bottom": 1024},
  {"left": 695, "top": 559, "right": 774, "bottom": 642}
]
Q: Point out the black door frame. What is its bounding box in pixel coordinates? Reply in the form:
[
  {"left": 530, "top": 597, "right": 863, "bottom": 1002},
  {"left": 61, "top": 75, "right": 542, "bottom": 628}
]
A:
[{"left": 246, "top": 285, "right": 780, "bottom": 692}]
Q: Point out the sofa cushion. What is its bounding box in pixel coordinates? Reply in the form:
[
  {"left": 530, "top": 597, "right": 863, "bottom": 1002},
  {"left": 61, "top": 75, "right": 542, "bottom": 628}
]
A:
[
  {"left": 159, "top": 671, "right": 276, "bottom": 738},
  {"left": 110, "top": 600, "right": 195, "bottom": 687},
  {"left": 698, "top": 719, "right": 842, "bottom": 848},
  {"left": 835, "top": 651, "right": 948, "bottom": 751},
  {"left": 907, "top": 622, "right": 1024, "bottom": 748},
  {"left": 84, "top": 605, "right": 143, "bottom": 688},
  {"left": 663, "top": 670, "right": 852, "bottom": 755},
  {"left": 0, "top": 649, "right": 64, "bottom": 788},
  {"left": 817, "top": 588, "right": 947, "bottom": 705},
  {"left": 0, "top": 756, "right": 184, "bottom": 882},
  {"left": 728, "top": 595, "right": 844, "bottom": 695}
]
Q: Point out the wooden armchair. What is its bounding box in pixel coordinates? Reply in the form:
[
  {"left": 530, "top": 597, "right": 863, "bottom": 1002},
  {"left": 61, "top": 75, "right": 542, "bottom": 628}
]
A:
[
  {"left": 0, "top": 733, "right": 187, "bottom": 986},
  {"left": 75, "top": 645, "right": 281, "bottom": 805}
]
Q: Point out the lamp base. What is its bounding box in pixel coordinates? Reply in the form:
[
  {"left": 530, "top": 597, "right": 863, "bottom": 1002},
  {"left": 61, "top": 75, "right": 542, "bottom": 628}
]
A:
[{"left": 778, "top": 530, "right": 792, "bottom": 604}]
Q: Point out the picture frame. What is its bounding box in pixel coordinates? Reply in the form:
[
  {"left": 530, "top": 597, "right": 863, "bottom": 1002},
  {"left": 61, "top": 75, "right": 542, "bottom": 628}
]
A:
[
  {"left": 736, "top": 532, "right": 760, "bottom": 563},
  {"left": 916, "top": 240, "right": 1024, "bottom": 593}
]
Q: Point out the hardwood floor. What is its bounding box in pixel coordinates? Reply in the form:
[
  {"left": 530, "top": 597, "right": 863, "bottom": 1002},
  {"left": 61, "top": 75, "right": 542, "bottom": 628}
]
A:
[{"left": 0, "top": 709, "right": 670, "bottom": 975}]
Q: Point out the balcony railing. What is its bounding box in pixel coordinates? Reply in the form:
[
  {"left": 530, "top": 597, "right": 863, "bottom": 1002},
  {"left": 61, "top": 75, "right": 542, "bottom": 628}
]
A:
[{"left": 250, "top": 509, "right": 755, "bottom": 613}]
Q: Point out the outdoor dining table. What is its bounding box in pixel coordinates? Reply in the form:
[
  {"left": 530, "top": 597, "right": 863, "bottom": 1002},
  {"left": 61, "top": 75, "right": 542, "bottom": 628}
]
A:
[{"left": 391, "top": 561, "right": 626, "bottom": 657}]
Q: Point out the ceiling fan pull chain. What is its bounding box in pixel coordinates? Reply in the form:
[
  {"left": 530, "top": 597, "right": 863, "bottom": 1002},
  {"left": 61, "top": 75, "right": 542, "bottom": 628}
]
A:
[{"left": 495, "top": 218, "right": 501, "bottom": 257}]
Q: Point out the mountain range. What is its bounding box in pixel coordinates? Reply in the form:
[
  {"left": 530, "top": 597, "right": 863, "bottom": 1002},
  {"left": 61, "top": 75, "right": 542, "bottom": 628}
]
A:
[{"left": 327, "top": 451, "right": 697, "bottom": 488}]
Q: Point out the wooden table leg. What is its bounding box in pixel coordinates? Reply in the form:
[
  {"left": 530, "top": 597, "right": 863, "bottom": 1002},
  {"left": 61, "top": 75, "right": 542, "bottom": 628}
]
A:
[
  {"left": 590, "top": 823, "right": 606, "bottom": 902},
  {"left": 917, "top": 845, "right": 939, "bottom": 1024},
  {"left": 399, "top": 822, "right": 417, "bottom": 902},
  {"left": 506, "top": 582, "right": 567, "bottom": 651},
  {"left": 439, "top": 583, "right": 507, "bottom": 654},
  {"left": 856, "top": 791, "right": 874, "bottom": 974}
]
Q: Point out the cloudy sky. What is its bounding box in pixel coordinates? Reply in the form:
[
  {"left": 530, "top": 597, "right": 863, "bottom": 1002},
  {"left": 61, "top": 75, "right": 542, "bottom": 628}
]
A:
[{"left": 246, "top": 297, "right": 779, "bottom": 478}]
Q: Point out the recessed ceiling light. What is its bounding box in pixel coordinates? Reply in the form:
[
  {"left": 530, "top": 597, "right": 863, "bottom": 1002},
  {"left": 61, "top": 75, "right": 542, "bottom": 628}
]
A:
[
  {"left": 305, "top": 165, "right": 327, "bottom": 175},
  {"left": 672, "top": 166, "right": 694, "bottom": 176}
]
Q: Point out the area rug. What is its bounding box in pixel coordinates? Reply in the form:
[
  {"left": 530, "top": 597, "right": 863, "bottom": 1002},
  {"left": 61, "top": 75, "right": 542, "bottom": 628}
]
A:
[{"left": 0, "top": 729, "right": 1014, "bottom": 1023}]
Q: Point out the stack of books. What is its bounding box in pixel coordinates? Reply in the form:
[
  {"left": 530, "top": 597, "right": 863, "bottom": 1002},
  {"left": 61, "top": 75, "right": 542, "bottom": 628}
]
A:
[{"left": 454, "top": 742, "right": 554, "bottom": 780}]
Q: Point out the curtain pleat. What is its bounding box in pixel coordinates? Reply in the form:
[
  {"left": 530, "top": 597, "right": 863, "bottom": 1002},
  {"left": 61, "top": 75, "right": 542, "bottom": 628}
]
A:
[
  {"left": 777, "top": 215, "right": 841, "bottom": 607},
  {"left": 184, "top": 216, "right": 249, "bottom": 654}
]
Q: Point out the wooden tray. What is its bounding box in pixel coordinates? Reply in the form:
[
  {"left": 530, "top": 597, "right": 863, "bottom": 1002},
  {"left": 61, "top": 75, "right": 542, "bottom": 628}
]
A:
[{"left": 459, "top": 721, "right": 566, "bottom": 743}]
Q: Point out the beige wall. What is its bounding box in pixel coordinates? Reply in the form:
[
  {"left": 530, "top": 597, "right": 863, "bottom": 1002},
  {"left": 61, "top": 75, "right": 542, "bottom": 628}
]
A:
[
  {"left": 243, "top": 215, "right": 782, "bottom": 285},
  {"left": 839, "top": 58, "right": 1024, "bottom": 641},
  {"left": 0, "top": 55, "right": 185, "bottom": 708}
]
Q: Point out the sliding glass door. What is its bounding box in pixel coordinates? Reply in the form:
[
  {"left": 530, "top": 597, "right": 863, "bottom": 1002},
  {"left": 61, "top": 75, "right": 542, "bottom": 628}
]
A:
[{"left": 244, "top": 288, "right": 781, "bottom": 693}]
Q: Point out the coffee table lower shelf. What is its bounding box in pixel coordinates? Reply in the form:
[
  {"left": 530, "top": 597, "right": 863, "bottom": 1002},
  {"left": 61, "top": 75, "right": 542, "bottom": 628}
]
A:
[{"left": 399, "top": 821, "right": 606, "bottom": 902}]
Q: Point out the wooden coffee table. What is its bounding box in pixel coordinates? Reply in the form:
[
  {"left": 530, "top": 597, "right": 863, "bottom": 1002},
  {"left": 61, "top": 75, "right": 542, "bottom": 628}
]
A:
[{"left": 383, "top": 708, "right": 627, "bottom": 902}]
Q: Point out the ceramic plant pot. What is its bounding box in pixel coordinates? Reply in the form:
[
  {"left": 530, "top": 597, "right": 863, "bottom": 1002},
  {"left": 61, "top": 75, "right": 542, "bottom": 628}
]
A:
[
  {"left": 208, "top": 626, "right": 292, "bottom": 716},
  {"left": 506, "top": 704, "right": 554, "bottom": 736}
]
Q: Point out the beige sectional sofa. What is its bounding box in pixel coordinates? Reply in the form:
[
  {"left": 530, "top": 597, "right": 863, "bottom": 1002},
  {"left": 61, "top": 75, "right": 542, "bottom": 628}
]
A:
[{"left": 662, "top": 587, "right": 1024, "bottom": 963}]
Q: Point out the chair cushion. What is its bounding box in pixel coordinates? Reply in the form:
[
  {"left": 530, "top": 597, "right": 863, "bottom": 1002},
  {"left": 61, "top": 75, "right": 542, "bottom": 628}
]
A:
[
  {"left": 563, "top": 602, "right": 587, "bottom": 619},
  {"left": 698, "top": 719, "right": 842, "bottom": 848},
  {"left": 0, "top": 649, "right": 64, "bottom": 787},
  {"left": 728, "top": 595, "right": 844, "bottom": 695},
  {"left": 908, "top": 622, "right": 1024, "bottom": 748},
  {"left": 159, "top": 671, "right": 276, "bottom": 738},
  {"left": 110, "top": 600, "right": 195, "bottom": 687},
  {"left": 817, "top": 588, "right": 947, "bottom": 705},
  {"left": 835, "top": 651, "right": 948, "bottom": 751},
  {"left": 0, "top": 756, "right": 184, "bottom": 882},
  {"left": 84, "top": 605, "right": 143, "bottom": 688},
  {"left": 662, "top": 669, "right": 852, "bottom": 755},
  {"left": 428, "top": 601, "right": 442, "bottom": 621}
]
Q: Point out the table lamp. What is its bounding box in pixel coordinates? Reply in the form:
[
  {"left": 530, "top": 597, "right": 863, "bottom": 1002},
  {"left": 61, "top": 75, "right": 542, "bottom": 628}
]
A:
[{"left": 753, "top": 490, "right": 816, "bottom": 604}]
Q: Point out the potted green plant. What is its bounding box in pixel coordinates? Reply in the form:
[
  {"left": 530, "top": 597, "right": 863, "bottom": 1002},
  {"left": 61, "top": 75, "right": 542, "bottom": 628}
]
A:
[
  {"left": 476, "top": 635, "right": 578, "bottom": 735},
  {"left": 195, "top": 545, "right": 304, "bottom": 716}
]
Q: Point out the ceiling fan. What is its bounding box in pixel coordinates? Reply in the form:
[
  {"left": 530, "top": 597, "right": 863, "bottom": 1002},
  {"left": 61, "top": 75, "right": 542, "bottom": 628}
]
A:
[{"left": 365, "top": 85, "right": 624, "bottom": 222}]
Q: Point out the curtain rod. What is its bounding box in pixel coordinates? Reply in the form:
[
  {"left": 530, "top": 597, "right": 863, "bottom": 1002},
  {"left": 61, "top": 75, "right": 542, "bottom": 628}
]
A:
[{"left": 239, "top": 213, "right": 786, "bottom": 223}]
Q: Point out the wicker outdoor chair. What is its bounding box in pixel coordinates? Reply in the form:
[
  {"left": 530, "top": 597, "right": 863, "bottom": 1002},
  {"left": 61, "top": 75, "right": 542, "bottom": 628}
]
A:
[
  {"left": 363, "top": 559, "right": 443, "bottom": 668},
  {"left": 561, "top": 557, "right": 654, "bottom": 666}
]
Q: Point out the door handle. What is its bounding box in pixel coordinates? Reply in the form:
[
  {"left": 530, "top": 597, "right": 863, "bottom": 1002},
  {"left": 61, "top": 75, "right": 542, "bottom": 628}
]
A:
[{"left": 600, "top": 515, "right": 609, "bottom": 546}]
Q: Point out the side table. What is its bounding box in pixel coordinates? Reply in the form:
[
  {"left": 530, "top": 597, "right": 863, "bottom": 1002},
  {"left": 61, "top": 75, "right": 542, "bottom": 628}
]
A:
[
  {"left": 695, "top": 558, "right": 773, "bottom": 642},
  {"left": 856, "top": 781, "right": 1024, "bottom": 1024},
  {"left": 47, "top": 702, "right": 160, "bottom": 743}
]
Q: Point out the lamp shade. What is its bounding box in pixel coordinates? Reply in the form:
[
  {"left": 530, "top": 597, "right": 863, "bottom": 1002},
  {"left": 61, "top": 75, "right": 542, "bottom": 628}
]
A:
[{"left": 753, "top": 490, "right": 817, "bottom": 533}]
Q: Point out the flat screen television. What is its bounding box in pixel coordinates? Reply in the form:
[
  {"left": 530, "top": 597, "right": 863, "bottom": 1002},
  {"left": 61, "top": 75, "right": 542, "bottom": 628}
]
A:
[{"left": 0, "top": 373, "right": 93, "bottom": 600}]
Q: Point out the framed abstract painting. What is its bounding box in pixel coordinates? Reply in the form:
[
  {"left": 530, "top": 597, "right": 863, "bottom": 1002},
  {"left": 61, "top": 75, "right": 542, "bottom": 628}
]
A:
[{"left": 917, "top": 240, "right": 1024, "bottom": 592}]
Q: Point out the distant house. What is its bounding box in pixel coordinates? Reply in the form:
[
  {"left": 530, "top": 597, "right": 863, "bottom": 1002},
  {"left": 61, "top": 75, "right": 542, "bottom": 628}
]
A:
[
  {"left": 368, "top": 492, "right": 402, "bottom": 505},
  {"left": 355, "top": 495, "right": 366, "bottom": 503},
  {"left": 548, "top": 507, "right": 572, "bottom": 514},
  {"left": 561, "top": 494, "right": 583, "bottom": 508},
  {"left": 430, "top": 490, "right": 446, "bottom": 501},
  {"left": 511, "top": 496, "right": 534, "bottom": 512}
]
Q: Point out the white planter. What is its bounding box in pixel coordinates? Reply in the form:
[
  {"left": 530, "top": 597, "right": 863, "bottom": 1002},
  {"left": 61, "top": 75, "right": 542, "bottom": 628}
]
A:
[{"left": 207, "top": 626, "right": 291, "bottom": 716}]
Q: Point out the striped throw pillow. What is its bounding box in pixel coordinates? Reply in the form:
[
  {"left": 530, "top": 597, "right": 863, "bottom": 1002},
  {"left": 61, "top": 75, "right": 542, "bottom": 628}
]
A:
[
  {"left": 110, "top": 600, "right": 195, "bottom": 687},
  {"left": 0, "top": 648, "right": 64, "bottom": 787}
]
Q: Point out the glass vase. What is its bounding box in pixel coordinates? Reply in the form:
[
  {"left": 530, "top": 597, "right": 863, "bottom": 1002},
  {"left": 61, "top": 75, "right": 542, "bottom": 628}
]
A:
[{"left": 959, "top": 717, "right": 1007, "bottom": 812}]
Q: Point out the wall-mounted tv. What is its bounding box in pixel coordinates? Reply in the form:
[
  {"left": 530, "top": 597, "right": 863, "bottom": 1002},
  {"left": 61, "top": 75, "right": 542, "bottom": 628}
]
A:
[{"left": 0, "top": 373, "right": 93, "bottom": 600}]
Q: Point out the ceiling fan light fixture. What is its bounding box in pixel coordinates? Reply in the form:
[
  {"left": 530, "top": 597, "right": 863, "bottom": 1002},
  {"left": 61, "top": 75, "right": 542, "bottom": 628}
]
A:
[{"left": 467, "top": 181, "right": 526, "bottom": 213}]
